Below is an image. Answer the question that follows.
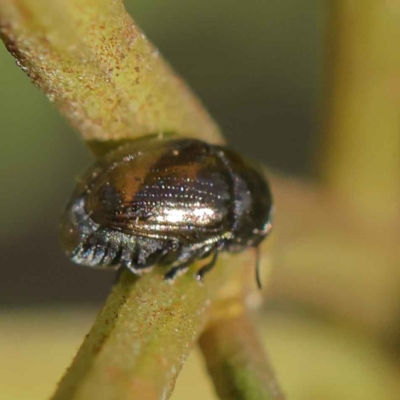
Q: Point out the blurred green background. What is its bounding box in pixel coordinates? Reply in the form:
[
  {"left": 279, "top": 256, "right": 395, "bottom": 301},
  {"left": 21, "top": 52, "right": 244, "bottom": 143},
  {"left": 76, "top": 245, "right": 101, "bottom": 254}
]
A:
[{"left": 4, "top": 2, "right": 399, "bottom": 400}]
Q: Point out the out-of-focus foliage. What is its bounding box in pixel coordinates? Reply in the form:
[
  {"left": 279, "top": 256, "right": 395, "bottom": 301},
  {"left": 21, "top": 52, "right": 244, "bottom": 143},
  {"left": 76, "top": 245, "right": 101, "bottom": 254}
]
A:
[{"left": 1, "top": 308, "right": 399, "bottom": 400}]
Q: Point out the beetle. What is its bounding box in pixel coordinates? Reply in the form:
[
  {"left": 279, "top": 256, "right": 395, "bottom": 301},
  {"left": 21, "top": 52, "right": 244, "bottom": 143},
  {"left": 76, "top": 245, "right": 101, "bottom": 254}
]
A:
[{"left": 59, "top": 136, "right": 273, "bottom": 286}]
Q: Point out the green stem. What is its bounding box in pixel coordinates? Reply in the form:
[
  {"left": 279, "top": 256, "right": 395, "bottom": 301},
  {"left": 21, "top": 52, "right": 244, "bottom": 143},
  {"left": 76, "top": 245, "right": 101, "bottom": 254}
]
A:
[
  {"left": 52, "top": 269, "right": 211, "bottom": 400},
  {"left": 199, "top": 309, "right": 285, "bottom": 400},
  {"left": 319, "top": 0, "right": 400, "bottom": 223},
  {"left": 0, "top": 0, "right": 222, "bottom": 145}
]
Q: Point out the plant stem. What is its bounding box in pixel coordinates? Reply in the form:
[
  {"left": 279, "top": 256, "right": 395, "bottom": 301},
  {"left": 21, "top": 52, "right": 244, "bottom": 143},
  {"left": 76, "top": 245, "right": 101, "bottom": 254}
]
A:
[
  {"left": 0, "top": 0, "right": 221, "bottom": 145},
  {"left": 51, "top": 269, "right": 211, "bottom": 400},
  {"left": 319, "top": 0, "right": 400, "bottom": 224},
  {"left": 269, "top": 1, "right": 400, "bottom": 337},
  {"left": 199, "top": 306, "right": 285, "bottom": 400}
]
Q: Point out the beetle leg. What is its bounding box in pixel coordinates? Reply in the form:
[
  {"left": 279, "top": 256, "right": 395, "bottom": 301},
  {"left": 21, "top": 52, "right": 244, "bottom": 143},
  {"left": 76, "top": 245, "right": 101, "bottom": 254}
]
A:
[
  {"left": 159, "top": 240, "right": 181, "bottom": 265},
  {"left": 254, "top": 245, "right": 262, "bottom": 289},
  {"left": 196, "top": 251, "right": 218, "bottom": 282},
  {"left": 113, "top": 265, "right": 124, "bottom": 283},
  {"left": 163, "top": 264, "right": 189, "bottom": 281}
]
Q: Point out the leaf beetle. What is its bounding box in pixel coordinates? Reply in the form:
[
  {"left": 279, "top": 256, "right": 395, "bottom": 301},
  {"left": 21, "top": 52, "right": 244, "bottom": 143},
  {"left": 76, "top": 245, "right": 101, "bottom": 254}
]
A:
[{"left": 59, "top": 136, "right": 273, "bottom": 286}]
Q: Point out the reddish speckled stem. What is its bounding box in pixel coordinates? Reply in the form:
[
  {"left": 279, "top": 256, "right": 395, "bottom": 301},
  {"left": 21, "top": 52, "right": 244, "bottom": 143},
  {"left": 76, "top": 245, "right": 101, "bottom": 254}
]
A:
[{"left": 199, "top": 310, "right": 285, "bottom": 400}]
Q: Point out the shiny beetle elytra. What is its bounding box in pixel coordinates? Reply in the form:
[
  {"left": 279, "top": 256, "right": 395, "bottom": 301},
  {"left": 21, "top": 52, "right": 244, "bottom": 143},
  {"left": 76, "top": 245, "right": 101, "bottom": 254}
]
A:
[{"left": 59, "top": 136, "right": 273, "bottom": 286}]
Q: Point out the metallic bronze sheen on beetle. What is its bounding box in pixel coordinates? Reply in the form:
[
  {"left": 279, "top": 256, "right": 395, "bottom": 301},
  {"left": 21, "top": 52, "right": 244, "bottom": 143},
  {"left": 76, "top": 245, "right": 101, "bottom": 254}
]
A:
[{"left": 59, "top": 137, "right": 273, "bottom": 283}]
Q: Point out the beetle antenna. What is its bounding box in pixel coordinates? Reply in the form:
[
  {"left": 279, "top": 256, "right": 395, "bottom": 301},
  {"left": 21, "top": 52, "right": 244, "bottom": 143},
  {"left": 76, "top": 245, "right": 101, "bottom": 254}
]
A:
[{"left": 255, "top": 246, "right": 262, "bottom": 289}]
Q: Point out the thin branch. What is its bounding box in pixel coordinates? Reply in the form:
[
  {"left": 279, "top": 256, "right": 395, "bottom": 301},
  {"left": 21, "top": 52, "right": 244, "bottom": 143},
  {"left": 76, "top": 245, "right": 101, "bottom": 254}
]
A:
[
  {"left": 318, "top": 0, "right": 400, "bottom": 224},
  {"left": 0, "top": 0, "right": 222, "bottom": 146},
  {"left": 50, "top": 254, "right": 276, "bottom": 400},
  {"left": 268, "top": 173, "right": 400, "bottom": 335},
  {"left": 51, "top": 268, "right": 210, "bottom": 400},
  {"left": 268, "top": 0, "right": 400, "bottom": 337},
  {"left": 199, "top": 307, "right": 285, "bottom": 400}
]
